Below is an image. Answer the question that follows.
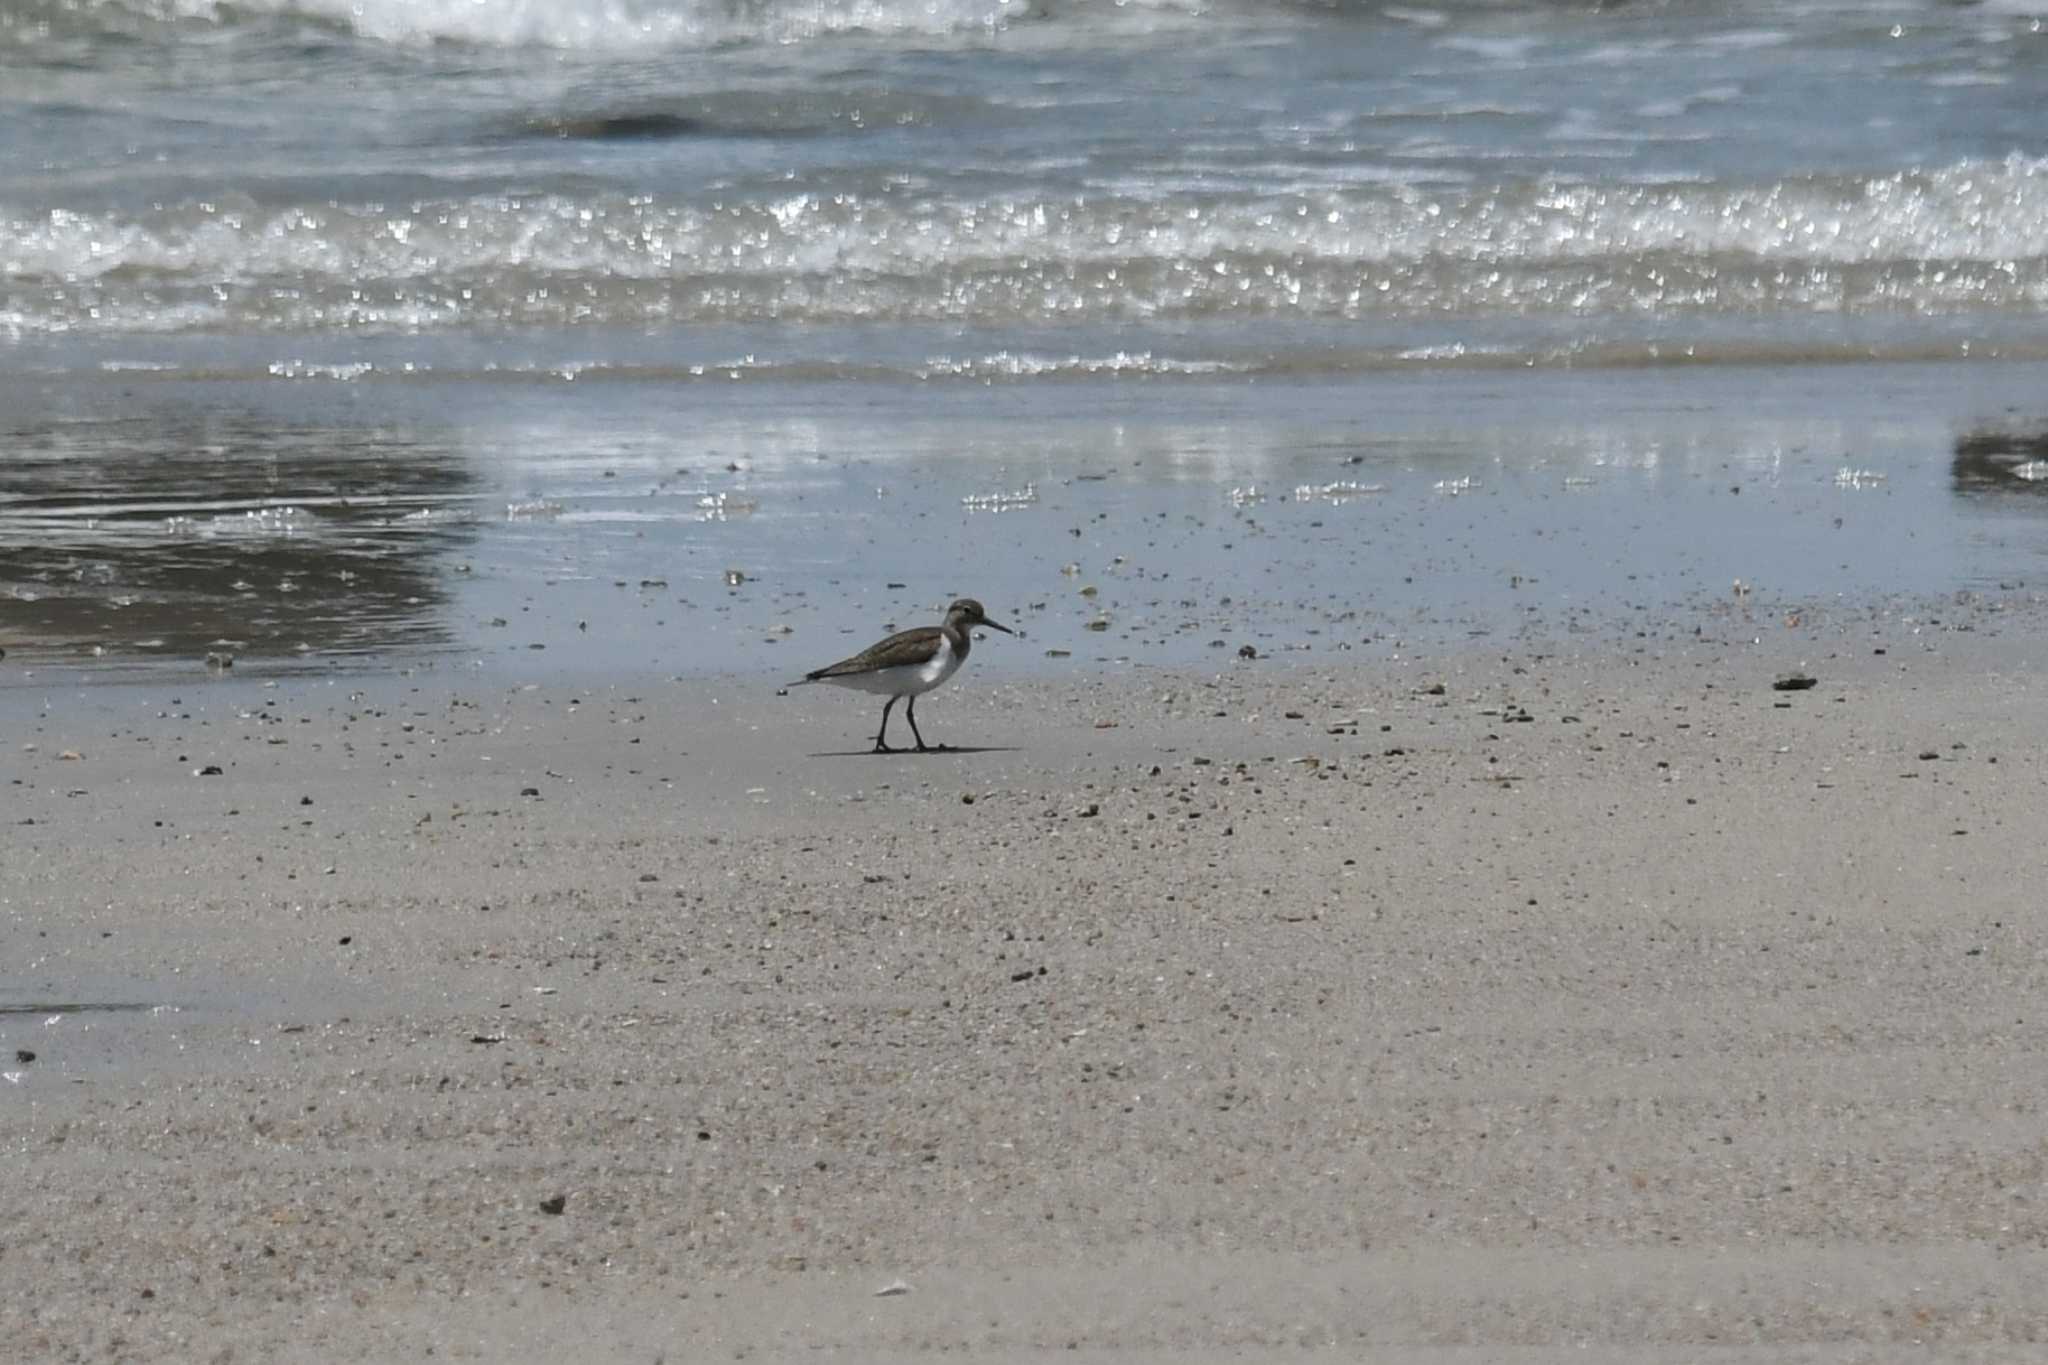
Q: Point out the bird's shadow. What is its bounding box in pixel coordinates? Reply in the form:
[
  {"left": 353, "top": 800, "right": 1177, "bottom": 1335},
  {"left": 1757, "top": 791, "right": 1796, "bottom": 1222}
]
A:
[{"left": 808, "top": 745, "right": 1021, "bottom": 758}]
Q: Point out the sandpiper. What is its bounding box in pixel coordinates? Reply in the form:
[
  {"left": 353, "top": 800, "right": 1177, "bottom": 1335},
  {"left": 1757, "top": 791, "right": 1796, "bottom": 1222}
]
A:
[{"left": 793, "top": 598, "right": 1015, "bottom": 752}]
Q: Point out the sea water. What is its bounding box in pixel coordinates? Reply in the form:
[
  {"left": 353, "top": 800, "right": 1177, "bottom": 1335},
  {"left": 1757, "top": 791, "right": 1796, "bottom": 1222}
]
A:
[{"left": 3, "top": 0, "right": 2047, "bottom": 676}]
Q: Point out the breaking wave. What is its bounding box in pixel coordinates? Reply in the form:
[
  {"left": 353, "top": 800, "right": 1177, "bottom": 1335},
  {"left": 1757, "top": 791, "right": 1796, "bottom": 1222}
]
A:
[{"left": 5, "top": 156, "right": 2045, "bottom": 336}]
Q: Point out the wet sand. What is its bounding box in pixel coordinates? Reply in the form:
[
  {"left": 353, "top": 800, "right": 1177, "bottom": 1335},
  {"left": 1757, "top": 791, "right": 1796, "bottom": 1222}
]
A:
[
  {"left": 7, "top": 609, "right": 2048, "bottom": 1361},
  {"left": 8, "top": 359, "right": 2048, "bottom": 684}
]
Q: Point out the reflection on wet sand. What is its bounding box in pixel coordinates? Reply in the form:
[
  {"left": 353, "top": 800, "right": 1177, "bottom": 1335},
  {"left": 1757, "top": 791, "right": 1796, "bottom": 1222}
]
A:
[
  {"left": 0, "top": 401, "right": 477, "bottom": 671},
  {"left": 1953, "top": 427, "right": 2048, "bottom": 498},
  {"left": 7, "top": 360, "right": 2048, "bottom": 682}
]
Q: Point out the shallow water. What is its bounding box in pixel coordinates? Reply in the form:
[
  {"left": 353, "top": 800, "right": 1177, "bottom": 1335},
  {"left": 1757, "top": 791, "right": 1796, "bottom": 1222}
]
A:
[{"left": 6, "top": 360, "right": 2048, "bottom": 679}]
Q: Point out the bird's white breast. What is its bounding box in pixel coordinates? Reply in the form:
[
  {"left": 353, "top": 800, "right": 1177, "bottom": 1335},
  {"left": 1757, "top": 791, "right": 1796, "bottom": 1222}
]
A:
[{"left": 824, "top": 631, "right": 962, "bottom": 698}]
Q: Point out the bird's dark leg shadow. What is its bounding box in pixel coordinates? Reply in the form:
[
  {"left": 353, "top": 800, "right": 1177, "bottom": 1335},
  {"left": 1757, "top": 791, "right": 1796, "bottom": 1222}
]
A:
[{"left": 806, "top": 743, "right": 1019, "bottom": 758}]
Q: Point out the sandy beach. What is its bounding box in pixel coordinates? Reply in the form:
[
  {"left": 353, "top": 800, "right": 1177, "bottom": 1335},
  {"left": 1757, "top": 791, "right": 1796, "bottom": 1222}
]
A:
[
  {"left": 7, "top": 602, "right": 2048, "bottom": 1362},
  {"left": 9, "top": 0, "right": 2048, "bottom": 1357}
]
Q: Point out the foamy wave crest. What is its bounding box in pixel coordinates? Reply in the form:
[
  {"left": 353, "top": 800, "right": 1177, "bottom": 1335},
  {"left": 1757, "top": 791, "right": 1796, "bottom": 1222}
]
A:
[
  {"left": 916, "top": 351, "right": 1246, "bottom": 379},
  {"left": 5, "top": 155, "right": 2045, "bottom": 335},
  {"left": 81, "top": 0, "right": 1036, "bottom": 47}
]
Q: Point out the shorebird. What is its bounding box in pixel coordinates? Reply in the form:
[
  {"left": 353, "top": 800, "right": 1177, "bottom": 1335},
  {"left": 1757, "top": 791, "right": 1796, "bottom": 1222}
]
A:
[{"left": 793, "top": 598, "right": 1015, "bottom": 752}]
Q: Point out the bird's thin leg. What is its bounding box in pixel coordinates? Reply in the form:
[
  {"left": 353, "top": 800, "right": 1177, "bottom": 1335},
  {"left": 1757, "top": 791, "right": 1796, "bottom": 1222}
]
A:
[
  {"left": 873, "top": 697, "right": 898, "bottom": 753},
  {"left": 907, "top": 694, "right": 935, "bottom": 752}
]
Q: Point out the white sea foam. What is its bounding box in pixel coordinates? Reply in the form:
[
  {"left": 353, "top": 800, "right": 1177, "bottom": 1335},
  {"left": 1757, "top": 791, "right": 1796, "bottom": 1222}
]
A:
[
  {"left": 961, "top": 483, "right": 1037, "bottom": 511},
  {"left": 1293, "top": 481, "right": 1387, "bottom": 502},
  {"left": 160, "top": 506, "right": 318, "bottom": 539},
  {"left": 138, "top": 0, "right": 1034, "bottom": 48},
  {"left": 4, "top": 155, "right": 2044, "bottom": 337}
]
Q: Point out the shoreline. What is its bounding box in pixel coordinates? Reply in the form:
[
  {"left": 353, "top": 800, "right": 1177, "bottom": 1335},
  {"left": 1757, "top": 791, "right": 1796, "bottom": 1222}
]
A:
[
  {"left": 7, "top": 356, "right": 2048, "bottom": 685},
  {"left": 7, "top": 629, "right": 2048, "bottom": 1360}
]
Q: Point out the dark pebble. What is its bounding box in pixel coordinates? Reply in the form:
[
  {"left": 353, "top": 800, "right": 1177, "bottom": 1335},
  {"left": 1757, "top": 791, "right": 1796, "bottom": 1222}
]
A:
[
  {"left": 1771, "top": 675, "right": 1818, "bottom": 691},
  {"left": 539, "top": 1194, "right": 568, "bottom": 1216},
  {"left": 14, "top": 1049, "right": 33, "bottom": 1064}
]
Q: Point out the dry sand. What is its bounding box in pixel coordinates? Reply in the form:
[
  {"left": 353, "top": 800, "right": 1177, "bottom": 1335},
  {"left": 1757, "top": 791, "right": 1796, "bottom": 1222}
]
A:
[{"left": 5, "top": 612, "right": 2048, "bottom": 1362}]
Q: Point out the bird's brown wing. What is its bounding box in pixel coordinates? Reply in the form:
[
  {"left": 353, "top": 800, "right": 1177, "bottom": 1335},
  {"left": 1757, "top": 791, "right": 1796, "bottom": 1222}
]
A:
[{"left": 804, "top": 625, "right": 942, "bottom": 680}]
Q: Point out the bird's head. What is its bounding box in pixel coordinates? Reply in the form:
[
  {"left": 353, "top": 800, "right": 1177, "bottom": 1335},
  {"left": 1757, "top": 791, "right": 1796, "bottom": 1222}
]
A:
[{"left": 947, "top": 598, "right": 1015, "bottom": 635}]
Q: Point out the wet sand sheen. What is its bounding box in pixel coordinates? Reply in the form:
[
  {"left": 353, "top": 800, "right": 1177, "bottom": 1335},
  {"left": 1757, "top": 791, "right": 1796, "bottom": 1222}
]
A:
[{"left": 6, "top": 359, "right": 2048, "bottom": 683}]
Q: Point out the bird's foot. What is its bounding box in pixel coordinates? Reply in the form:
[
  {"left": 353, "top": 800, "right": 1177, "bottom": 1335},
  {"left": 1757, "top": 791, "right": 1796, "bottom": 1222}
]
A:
[{"left": 872, "top": 741, "right": 897, "bottom": 754}]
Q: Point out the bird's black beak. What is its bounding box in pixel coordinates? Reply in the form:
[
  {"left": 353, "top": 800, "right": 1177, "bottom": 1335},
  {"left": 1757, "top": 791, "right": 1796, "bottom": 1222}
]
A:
[{"left": 982, "top": 619, "right": 1016, "bottom": 636}]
